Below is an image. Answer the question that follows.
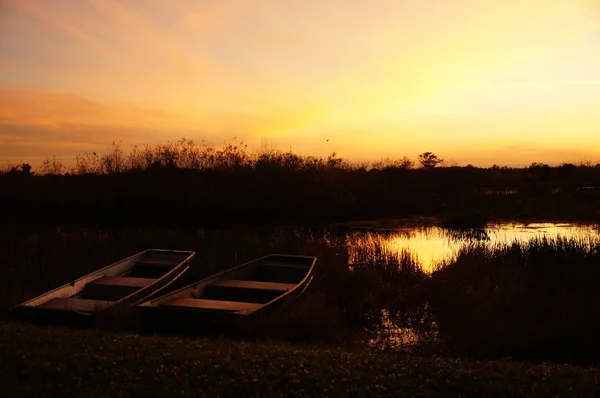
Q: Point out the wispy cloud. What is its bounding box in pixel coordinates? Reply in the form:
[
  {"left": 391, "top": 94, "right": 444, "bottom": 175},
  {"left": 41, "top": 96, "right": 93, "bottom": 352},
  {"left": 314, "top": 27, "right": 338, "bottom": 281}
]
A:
[
  {"left": 12, "top": 0, "right": 111, "bottom": 58},
  {"left": 482, "top": 80, "right": 600, "bottom": 88},
  {"left": 88, "top": 0, "right": 217, "bottom": 81},
  {"left": 555, "top": 80, "right": 600, "bottom": 86},
  {"left": 0, "top": 88, "right": 267, "bottom": 161}
]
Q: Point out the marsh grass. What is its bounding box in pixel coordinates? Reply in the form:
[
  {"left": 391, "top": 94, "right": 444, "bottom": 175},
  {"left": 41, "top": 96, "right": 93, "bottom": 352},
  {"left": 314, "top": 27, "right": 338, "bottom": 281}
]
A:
[
  {"left": 428, "top": 236, "right": 600, "bottom": 363},
  {"left": 5, "top": 226, "right": 600, "bottom": 363}
]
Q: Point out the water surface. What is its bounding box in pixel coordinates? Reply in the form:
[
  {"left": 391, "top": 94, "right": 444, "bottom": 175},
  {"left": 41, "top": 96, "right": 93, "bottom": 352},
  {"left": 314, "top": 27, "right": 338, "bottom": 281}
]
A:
[{"left": 348, "top": 222, "right": 600, "bottom": 272}]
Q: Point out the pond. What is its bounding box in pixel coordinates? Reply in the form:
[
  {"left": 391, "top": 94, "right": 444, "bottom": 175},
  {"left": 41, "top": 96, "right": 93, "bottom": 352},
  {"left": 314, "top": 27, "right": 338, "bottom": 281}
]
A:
[
  {"left": 347, "top": 221, "right": 600, "bottom": 349},
  {"left": 347, "top": 222, "right": 600, "bottom": 273}
]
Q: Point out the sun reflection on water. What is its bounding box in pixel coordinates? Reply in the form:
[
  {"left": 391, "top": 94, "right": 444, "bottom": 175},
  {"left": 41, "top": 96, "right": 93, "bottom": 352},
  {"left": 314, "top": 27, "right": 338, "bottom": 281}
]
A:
[{"left": 349, "top": 222, "right": 599, "bottom": 273}]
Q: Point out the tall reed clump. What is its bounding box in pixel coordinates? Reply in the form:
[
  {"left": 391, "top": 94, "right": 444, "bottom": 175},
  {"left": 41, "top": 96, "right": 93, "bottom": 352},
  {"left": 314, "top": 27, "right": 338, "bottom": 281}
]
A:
[
  {"left": 427, "top": 236, "right": 600, "bottom": 363},
  {"left": 346, "top": 234, "right": 434, "bottom": 349},
  {"left": 59, "top": 138, "right": 359, "bottom": 175}
]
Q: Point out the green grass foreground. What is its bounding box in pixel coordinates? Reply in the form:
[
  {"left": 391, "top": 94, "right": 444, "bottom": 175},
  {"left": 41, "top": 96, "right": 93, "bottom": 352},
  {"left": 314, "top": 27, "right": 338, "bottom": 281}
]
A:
[{"left": 2, "top": 322, "right": 600, "bottom": 397}]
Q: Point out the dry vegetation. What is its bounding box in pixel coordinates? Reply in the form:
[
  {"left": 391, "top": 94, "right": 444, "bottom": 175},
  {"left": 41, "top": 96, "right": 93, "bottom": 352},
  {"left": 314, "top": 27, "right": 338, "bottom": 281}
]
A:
[
  {"left": 428, "top": 236, "right": 600, "bottom": 363},
  {"left": 2, "top": 139, "right": 600, "bottom": 228}
]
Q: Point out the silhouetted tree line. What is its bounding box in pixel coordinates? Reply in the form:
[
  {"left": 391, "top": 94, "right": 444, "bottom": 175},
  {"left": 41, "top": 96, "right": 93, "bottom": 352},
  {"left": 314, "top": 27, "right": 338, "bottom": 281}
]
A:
[{"left": 2, "top": 139, "right": 600, "bottom": 227}]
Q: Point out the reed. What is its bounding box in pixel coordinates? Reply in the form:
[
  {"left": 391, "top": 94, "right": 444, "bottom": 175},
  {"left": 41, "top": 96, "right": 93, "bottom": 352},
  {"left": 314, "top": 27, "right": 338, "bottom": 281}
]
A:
[{"left": 427, "top": 236, "right": 600, "bottom": 363}]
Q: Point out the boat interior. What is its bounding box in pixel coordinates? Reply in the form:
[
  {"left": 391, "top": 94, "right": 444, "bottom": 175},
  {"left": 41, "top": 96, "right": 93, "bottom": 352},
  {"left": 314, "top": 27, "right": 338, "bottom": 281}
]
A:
[
  {"left": 156, "top": 255, "right": 314, "bottom": 315},
  {"left": 35, "top": 250, "right": 191, "bottom": 314}
]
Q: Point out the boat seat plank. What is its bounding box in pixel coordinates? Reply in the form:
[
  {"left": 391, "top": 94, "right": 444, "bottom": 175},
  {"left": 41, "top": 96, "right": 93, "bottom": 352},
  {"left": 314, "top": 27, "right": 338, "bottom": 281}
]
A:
[
  {"left": 82, "top": 276, "right": 157, "bottom": 301},
  {"left": 261, "top": 260, "right": 310, "bottom": 269},
  {"left": 37, "top": 298, "right": 113, "bottom": 313},
  {"left": 87, "top": 276, "right": 157, "bottom": 288},
  {"left": 144, "top": 252, "right": 189, "bottom": 260},
  {"left": 134, "top": 259, "right": 179, "bottom": 268},
  {"left": 210, "top": 280, "right": 296, "bottom": 292},
  {"left": 160, "top": 298, "right": 262, "bottom": 313}
]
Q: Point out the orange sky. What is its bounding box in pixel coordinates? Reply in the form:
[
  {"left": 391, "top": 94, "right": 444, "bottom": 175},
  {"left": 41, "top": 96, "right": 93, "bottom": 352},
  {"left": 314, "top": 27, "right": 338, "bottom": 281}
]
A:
[{"left": 1, "top": 0, "right": 599, "bottom": 167}]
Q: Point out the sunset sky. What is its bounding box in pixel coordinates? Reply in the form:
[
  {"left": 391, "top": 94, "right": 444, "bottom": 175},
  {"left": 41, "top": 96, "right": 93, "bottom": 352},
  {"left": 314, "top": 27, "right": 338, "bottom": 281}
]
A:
[{"left": 1, "top": 0, "right": 599, "bottom": 167}]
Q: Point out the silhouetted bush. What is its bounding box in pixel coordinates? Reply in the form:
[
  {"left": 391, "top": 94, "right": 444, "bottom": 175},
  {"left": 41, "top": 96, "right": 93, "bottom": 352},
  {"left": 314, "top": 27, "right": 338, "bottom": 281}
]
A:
[{"left": 2, "top": 139, "right": 600, "bottom": 227}]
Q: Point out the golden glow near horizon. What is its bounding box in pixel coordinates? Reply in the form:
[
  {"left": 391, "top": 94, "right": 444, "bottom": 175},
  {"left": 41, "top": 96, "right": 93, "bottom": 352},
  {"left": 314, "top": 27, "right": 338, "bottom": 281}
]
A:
[{"left": 1, "top": 0, "right": 599, "bottom": 166}]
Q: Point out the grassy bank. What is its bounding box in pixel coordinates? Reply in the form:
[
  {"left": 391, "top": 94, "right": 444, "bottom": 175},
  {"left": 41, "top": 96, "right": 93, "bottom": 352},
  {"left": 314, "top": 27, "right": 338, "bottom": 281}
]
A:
[{"left": 2, "top": 322, "right": 599, "bottom": 397}]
